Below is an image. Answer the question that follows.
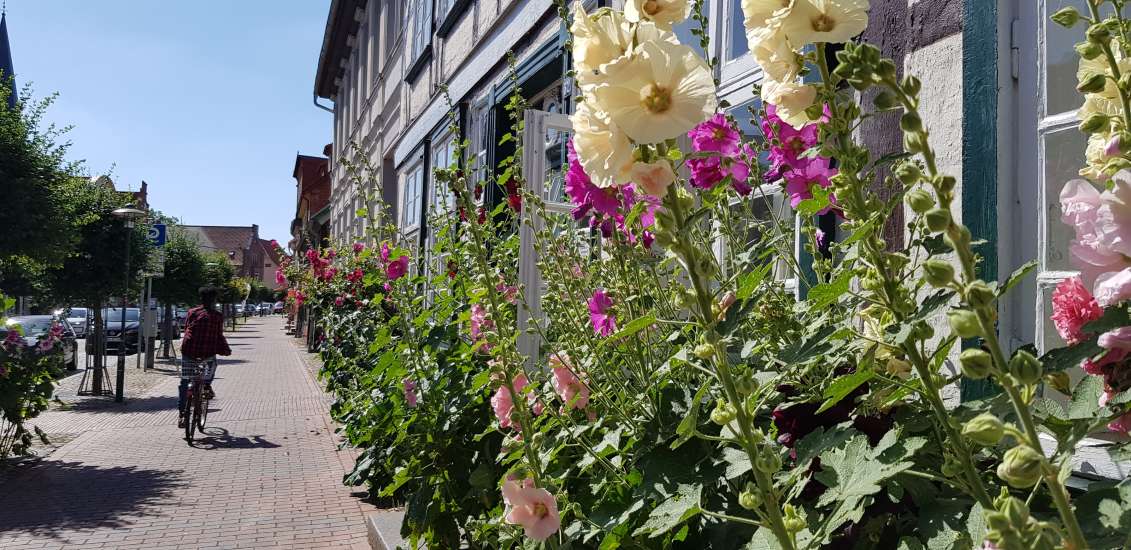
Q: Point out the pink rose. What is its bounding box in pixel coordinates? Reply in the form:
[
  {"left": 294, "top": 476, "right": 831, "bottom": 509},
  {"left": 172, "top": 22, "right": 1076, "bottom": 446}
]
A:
[
  {"left": 550, "top": 353, "right": 590, "bottom": 411},
  {"left": 501, "top": 478, "right": 561, "bottom": 541},
  {"left": 1050, "top": 276, "right": 1104, "bottom": 344}
]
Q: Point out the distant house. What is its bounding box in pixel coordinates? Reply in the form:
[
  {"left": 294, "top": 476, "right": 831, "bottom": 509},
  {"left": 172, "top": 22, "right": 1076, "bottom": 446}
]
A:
[
  {"left": 257, "top": 238, "right": 286, "bottom": 290},
  {"left": 90, "top": 175, "right": 149, "bottom": 210},
  {"left": 181, "top": 225, "right": 265, "bottom": 281},
  {"left": 290, "top": 149, "right": 332, "bottom": 255}
]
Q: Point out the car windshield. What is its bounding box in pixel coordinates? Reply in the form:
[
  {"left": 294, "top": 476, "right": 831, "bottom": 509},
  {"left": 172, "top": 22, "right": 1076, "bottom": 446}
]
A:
[
  {"left": 102, "top": 308, "right": 140, "bottom": 322},
  {"left": 68, "top": 308, "right": 88, "bottom": 318},
  {"left": 7, "top": 317, "right": 54, "bottom": 336}
]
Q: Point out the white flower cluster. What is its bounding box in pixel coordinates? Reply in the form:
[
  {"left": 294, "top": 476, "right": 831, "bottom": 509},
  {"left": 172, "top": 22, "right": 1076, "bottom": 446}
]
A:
[
  {"left": 741, "top": 0, "right": 869, "bottom": 128},
  {"left": 569, "top": 0, "right": 716, "bottom": 195}
]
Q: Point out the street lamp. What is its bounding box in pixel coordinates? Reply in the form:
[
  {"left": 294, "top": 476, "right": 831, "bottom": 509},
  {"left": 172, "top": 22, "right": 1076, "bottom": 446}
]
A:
[{"left": 111, "top": 206, "right": 146, "bottom": 403}]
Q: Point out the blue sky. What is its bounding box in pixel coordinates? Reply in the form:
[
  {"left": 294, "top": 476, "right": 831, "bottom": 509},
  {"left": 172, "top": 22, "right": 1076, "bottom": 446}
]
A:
[{"left": 5, "top": 1, "right": 331, "bottom": 245}]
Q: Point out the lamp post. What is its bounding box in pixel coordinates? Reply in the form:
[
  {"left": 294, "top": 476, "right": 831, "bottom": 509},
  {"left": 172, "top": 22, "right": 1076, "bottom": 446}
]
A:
[{"left": 112, "top": 206, "right": 146, "bottom": 403}]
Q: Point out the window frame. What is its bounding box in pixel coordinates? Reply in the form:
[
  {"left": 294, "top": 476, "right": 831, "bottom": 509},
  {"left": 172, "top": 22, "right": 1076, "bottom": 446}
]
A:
[
  {"left": 400, "top": 154, "right": 427, "bottom": 240},
  {"left": 406, "top": 0, "right": 434, "bottom": 83}
]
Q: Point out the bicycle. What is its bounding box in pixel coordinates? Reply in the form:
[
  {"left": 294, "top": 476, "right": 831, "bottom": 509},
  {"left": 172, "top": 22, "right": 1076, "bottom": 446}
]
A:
[{"left": 179, "top": 357, "right": 216, "bottom": 442}]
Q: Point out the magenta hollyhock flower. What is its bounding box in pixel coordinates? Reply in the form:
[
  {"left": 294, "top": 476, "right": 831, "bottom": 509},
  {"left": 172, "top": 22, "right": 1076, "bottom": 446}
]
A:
[
  {"left": 501, "top": 477, "right": 561, "bottom": 541},
  {"left": 1110, "top": 411, "right": 1131, "bottom": 434},
  {"left": 1050, "top": 276, "right": 1104, "bottom": 344},
  {"left": 784, "top": 156, "right": 837, "bottom": 209},
  {"left": 326, "top": 248, "right": 337, "bottom": 259},
  {"left": 353, "top": 242, "right": 365, "bottom": 253},
  {"left": 688, "top": 113, "right": 741, "bottom": 155},
  {"left": 380, "top": 242, "right": 392, "bottom": 263},
  {"left": 403, "top": 377, "right": 418, "bottom": 408},
  {"left": 549, "top": 353, "right": 590, "bottom": 411},
  {"left": 346, "top": 268, "right": 364, "bottom": 283},
  {"left": 275, "top": 269, "right": 286, "bottom": 286},
  {"left": 588, "top": 290, "right": 617, "bottom": 337},
  {"left": 270, "top": 239, "right": 279, "bottom": 249},
  {"left": 565, "top": 139, "right": 622, "bottom": 221},
  {"left": 37, "top": 337, "right": 54, "bottom": 353},
  {"left": 386, "top": 256, "right": 408, "bottom": 280},
  {"left": 334, "top": 296, "right": 344, "bottom": 307}
]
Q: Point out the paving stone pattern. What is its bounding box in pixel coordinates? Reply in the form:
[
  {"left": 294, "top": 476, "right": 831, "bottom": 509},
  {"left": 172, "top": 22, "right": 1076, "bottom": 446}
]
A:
[{"left": 0, "top": 317, "right": 373, "bottom": 550}]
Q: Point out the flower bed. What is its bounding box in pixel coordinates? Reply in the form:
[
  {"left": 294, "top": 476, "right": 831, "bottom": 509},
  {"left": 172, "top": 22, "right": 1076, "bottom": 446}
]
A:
[{"left": 288, "top": 1, "right": 1131, "bottom": 548}]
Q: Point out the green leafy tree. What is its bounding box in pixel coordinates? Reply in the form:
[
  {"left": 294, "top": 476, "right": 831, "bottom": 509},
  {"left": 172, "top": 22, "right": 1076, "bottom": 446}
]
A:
[{"left": 151, "top": 225, "right": 208, "bottom": 356}]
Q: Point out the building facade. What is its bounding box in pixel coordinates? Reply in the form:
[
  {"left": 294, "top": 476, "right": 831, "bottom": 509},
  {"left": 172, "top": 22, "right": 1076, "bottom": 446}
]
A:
[
  {"left": 290, "top": 150, "right": 333, "bottom": 255},
  {"left": 181, "top": 225, "right": 266, "bottom": 281}
]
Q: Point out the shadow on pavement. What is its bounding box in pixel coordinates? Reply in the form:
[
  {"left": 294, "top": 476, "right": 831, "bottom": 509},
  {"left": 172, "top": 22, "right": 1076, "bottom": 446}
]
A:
[
  {"left": 192, "top": 427, "right": 280, "bottom": 450},
  {"left": 59, "top": 395, "right": 179, "bottom": 413},
  {"left": 0, "top": 460, "right": 185, "bottom": 537}
]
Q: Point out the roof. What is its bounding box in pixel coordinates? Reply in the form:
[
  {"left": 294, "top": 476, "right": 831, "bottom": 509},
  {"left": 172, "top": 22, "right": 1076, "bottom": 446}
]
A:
[
  {"left": 313, "top": 0, "right": 364, "bottom": 100},
  {"left": 0, "top": 12, "right": 16, "bottom": 110},
  {"left": 181, "top": 225, "right": 258, "bottom": 266},
  {"left": 293, "top": 153, "right": 328, "bottom": 179},
  {"left": 257, "top": 238, "right": 284, "bottom": 267}
]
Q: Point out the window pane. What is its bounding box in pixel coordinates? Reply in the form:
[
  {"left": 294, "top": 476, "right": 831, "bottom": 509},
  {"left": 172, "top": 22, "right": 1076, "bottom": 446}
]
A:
[
  {"left": 727, "top": 0, "right": 749, "bottom": 60},
  {"left": 544, "top": 128, "right": 569, "bottom": 204},
  {"left": 1045, "top": 0, "right": 1090, "bottom": 116},
  {"left": 1043, "top": 128, "right": 1087, "bottom": 270},
  {"left": 673, "top": 4, "right": 708, "bottom": 59}
]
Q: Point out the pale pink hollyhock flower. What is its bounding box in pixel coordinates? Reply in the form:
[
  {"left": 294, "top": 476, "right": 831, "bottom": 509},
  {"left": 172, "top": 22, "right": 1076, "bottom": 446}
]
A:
[
  {"left": 570, "top": 264, "right": 584, "bottom": 278},
  {"left": 403, "top": 377, "right": 418, "bottom": 408},
  {"left": 1050, "top": 276, "right": 1103, "bottom": 344},
  {"left": 550, "top": 353, "right": 590, "bottom": 411},
  {"left": 470, "top": 304, "right": 494, "bottom": 341},
  {"left": 501, "top": 478, "right": 561, "bottom": 541},
  {"left": 1100, "top": 389, "right": 1115, "bottom": 407},
  {"left": 1109, "top": 411, "right": 1131, "bottom": 434},
  {"left": 491, "top": 374, "right": 530, "bottom": 430},
  {"left": 497, "top": 281, "right": 519, "bottom": 304},
  {"left": 1095, "top": 268, "right": 1131, "bottom": 307},
  {"left": 1060, "top": 176, "right": 1131, "bottom": 286},
  {"left": 981, "top": 541, "right": 999, "bottom": 550}
]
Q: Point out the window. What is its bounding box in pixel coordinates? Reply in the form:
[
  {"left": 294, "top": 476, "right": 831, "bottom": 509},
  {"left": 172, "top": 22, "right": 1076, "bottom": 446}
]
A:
[
  {"left": 429, "top": 131, "right": 459, "bottom": 214},
  {"left": 384, "top": 1, "right": 404, "bottom": 62},
  {"left": 468, "top": 99, "right": 491, "bottom": 204},
  {"left": 726, "top": 0, "right": 749, "bottom": 60},
  {"left": 673, "top": 3, "right": 709, "bottom": 60},
  {"left": 401, "top": 160, "right": 425, "bottom": 235},
  {"left": 368, "top": 5, "right": 380, "bottom": 87},
  {"left": 407, "top": 0, "right": 433, "bottom": 80}
]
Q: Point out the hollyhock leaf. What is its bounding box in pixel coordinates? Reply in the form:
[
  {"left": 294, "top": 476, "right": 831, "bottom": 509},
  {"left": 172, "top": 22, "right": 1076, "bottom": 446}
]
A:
[
  {"left": 632, "top": 483, "right": 702, "bottom": 538},
  {"left": 1039, "top": 337, "right": 1102, "bottom": 374},
  {"left": 965, "top": 503, "right": 988, "bottom": 549},
  {"left": 1083, "top": 304, "right": 1131, "bottom": 333},
  {"left": 916, "top": 498, "right": 969, "bottom": 550},
  {"left": 778, "top": 324, "right": 838, "bottom": 365},
  {"left": 672, "top": 380, "right": 711, "bottom": 450},
  {"left": 796, "top": 193, "right": 832, "bottom": 217},
  {"left": 736, "top": 262, "right": 773, "bottom": 300},
  {"left": 599, "top": 313, "right": 656, "bottom": 349},
  {"left": 722, "top": 447, "right": 752, "bottom": 480},
  {"left": 817, "top": 369, "right": 874, "bottom": 414},
  {"left": 806, "top": 270, "right": 852, "bottom": 310},
  {"left": 998, "top": 260, "right": 1037, "bottom": 296},
  {"left": 814, "top": 431, "right": 921, "bottom": 532},
  {"left": 1069, "top": 376, "right": 1104, "bottom": 419}
]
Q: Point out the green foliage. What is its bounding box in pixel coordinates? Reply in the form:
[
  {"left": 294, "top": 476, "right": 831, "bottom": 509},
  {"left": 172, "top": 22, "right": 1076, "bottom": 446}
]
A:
[
  {"left": 0, "top": 294, "right": 65, "bottom": 460},
  {"left": 151, "top": 225, "right": 209, "bottom": 306}
]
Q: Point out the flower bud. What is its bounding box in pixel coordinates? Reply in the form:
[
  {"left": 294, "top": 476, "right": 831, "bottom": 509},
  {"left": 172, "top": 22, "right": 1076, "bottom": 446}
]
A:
[
  {"left": 999, "top": 495, "right": 1030, "bottom": 526},
  {"left": 1008, "top": 350, "right": 1042, "bottom": 385},
  {"left": 1087, "top": 23, "right": 1112, "bottom": 44},
  {"left": 900, "top": 112, "right": 923, "bottom": 133},
  {"left": 873, "top": 90, "right": 897, "bottom": 110},
  {"left": 905, "top": 188, "right": 934, "bottom": 213},
  {"left": 1079, "top": 112, "right": 1110, "bottom": 133},
  {"left": 948, "top": 309, "right": 982, "bottom": 339},
  {"left": 963, "top": 413, "right": 1005, "bottom": 446},
  {"left": 996, "top": 445, "right": 1044, "bottom": 488},
  {"left": 1050, "top": 6, "right": 1080, "bottom": 27},
  {"left": 782, "top": 504, "right": 806, "bottom": 533},
  {"left": 924, "top": 208, "right": 951, "bottom": 232},
  {"left": 936, "top": 174, "right": 957, "bottom": 193},
  {"left": 944, "top": 226, "right": 972, "bottom": 250},
  {"left": 965, "top": 280, "right": 996, "bottom": 308},
  {"left": 1077, "top": 73, "right": 1108, "bottom": 94},
  {"left": 693, "top": 342, "right": 717, "bottom": 360},
  {"left": 959, "top": 348, "right": 993, "bottom": 379},
  {"left": 923, "top": 258, "right": 955, "bottom": 287},
  {"left": 738, "top": 486, "right": 760, "bottom": 510},
  {"left": 1075, "top": 41, "right": 1103, "bottom": 60},
  {"left": 710, "top": 399, "right": 736, "bottom": 426},
  {"left": 755, "top": 446, "right": 782, "bottom": 474}
]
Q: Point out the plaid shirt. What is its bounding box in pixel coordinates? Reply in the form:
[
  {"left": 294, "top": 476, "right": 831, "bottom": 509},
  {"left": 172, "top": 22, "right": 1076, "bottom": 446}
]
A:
[{"left": 180, "top": 306, "right": 231, "bottom": 360}]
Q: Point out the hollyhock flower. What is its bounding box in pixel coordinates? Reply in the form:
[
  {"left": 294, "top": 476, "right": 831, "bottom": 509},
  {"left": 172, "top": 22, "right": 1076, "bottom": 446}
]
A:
[
  {"left": 470, "top": 304, "right": 492, "bottom": 340},
  {"left": 386, "top": 256, "right": 408, "bottom": 280},
  {"left": 1095, "top": 268, "right": 1131, "bottom": 307},
  {"left": 270, "top": 239, "right": 279, "bottom": 249},
  {"left": 334, "top": 296, "right": 344, "bottom": 307},
  {"left": 1050, "top": 276, "right": 1104, "bottom": 344},
  {"left": 762, "top": 104, "right": 823, "bottom": 179},
  {"left": 629, "top": 160, "right": 677, "bottom": 198},
  {"left": 326, "top": 248, "right": 337, "bottom": 259},
  {"left": 565, "top": 138, "right": 623, "bottom": 219},
  {"left": 625, "top": 0, "right": 689, "bottom": 29},
  {"left": 380, "top": 242, "right": 392, "bottom": 262},
  {"left": 478, "top": 207, "right": 488, "bottom": 225},
  {"left": 1106, "top": 133, "right": 1123, "bottom": 157},
  {"left": 588, "top": 290, "right": 617, "bottom": 336},
  {"left": 592, "top": 40, "right": 717, "bottom": 144},
  {"left": 763, "top": 81, "right": 818, "bottom": 129},
  {"left": 742, "top": 0, "right": 794, "bottom": 31},
  {"left": 294, "top": 290, "right": 305, "bottom": 306},
  {"left": 784, "top": 155, "right": 837, "bottom": 209},
  {"left": 748, "top": 24, "right": 800, "bottom": 82},
  {"left": 37, "top": 337, "right": 54, "bottom": 353},
  {"left": 688, "top": 113, "right": 741, "bottom": 155},
  {"left": 687, "top": 154, "right": 751, "bottom": 193},
  {"left": 275, "top": 269, "right": 286, "bottom": 286},
  {"left": 780, "top": 0, "right": 870, "bottom": 47},
  {"left": 1110, "top": 411, "right": 1131, "bottom": 434},
  {"left": 1059, "top": 175, "right": 1131, "bottom": 287},
  {"left": 403, "top": 377, "right": 418, "bottom": 408},
  {"left": 346, "top": 268, "right": 364, "bottom": 283},
  {"left": 550, "top": 353, "right": 590, "bottom": 411},
  {"left": 353, "top": 242, "right": 365, "bottom": 253},
  {"left": 492, "top": 374, "right": 530, "bottom": 430},
  {"left": 501, "top": 478, "right": 561, "bottom": 541},
  {"left": 815, "top": 228, "right": 827, "bottom": 248},
  {"left": 497, "top": 282, "right": 519, "bottom": 305},
  {"left": 570, "top": 99, "right": 635, "bottom": 187}
]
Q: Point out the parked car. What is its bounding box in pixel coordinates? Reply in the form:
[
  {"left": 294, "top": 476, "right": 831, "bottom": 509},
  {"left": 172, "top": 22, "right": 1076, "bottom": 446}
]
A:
[
  {"left": 59, "top": 306, "right": 89, "bottom": 338},
  {"left": 273, "top": 301, "right": 285, "bottom": 314},
  {"left": 234, "top": 304, "right": 244, "bottom": 316},
  {"left": 87, "top": 308, "right": 141, "bottom": 355},
  {"left": 259, "top": 303, "right": 272, "bottom": 316},
  {"left": 2, "top": 315, "right": 78, "bottom": 369}
]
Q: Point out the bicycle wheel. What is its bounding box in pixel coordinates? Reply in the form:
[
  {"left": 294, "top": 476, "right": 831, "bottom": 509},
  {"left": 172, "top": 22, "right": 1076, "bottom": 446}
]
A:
[
  {"left": 197, "top": 393, "right": 209, "bottom": 431},
  {"left": 190, "top": 389, "right": 203, "bottom": 440},
  {"left": 184, "top": 386, "right": 196, "bottom": 441}
]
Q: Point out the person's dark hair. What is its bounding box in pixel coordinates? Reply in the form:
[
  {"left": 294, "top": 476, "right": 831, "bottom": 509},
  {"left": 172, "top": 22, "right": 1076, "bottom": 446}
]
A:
[{"left": 199, "top": 286, "right": 219, "bottom": 309}]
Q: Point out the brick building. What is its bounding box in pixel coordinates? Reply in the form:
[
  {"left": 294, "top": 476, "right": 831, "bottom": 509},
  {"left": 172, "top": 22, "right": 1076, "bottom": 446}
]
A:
[{"left": 181, "top": 225, "right": 265, "bottom": 281}]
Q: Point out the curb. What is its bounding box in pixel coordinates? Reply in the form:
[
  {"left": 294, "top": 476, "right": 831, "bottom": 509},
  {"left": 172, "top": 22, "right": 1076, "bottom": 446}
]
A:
[{"left": 366, "top": 509, "right": 411, "bottom": 550}]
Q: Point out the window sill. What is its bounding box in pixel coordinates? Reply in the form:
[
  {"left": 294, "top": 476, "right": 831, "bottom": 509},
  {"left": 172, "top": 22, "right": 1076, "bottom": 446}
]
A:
[
  {"left": 405, "top": 45, "right": 432, "bottom": 84},
  {"left": 436, "top": 0, "right": 472, "bottom": 38}
]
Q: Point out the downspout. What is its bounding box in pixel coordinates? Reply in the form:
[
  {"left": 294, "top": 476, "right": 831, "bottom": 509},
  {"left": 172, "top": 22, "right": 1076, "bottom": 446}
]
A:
[{"left": 313, "top": 94, "right": 334, "bottom": 113}]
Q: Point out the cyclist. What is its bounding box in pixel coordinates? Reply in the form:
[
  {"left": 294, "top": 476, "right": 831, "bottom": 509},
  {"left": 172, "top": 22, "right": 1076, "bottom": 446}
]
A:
[{"left": 179, "top": 286, "right": 232, "bottom": 428}]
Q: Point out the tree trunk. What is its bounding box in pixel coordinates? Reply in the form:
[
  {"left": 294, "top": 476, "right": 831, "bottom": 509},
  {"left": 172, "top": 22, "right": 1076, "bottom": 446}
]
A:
[
  {"left": 162, "top": 303, "right": 174, "bottom": 358},
  {"left": 91, "top": 299, "right": 103, "bottom": 393}
]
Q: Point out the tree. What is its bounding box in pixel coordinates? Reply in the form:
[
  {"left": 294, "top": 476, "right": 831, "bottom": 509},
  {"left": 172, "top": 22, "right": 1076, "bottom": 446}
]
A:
[{"left": 150, "top": 225, "right": 207, "bottom": 356}]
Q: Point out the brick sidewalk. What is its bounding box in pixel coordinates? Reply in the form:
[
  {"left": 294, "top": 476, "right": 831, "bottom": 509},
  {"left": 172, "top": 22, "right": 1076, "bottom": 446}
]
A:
[{"left": 0, "top": 317, "right": 373, "bottom": 550}]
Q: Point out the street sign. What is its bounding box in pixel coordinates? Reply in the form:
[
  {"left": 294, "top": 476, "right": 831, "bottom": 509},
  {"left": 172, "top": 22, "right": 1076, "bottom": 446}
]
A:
[{"left": 147, "top": 223, "right": 167, "bottom": 247}]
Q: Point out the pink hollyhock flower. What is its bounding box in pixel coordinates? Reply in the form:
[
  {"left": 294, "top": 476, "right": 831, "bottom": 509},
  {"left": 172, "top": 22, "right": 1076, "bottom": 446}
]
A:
[
  {"left": 1094, "top": 268, "right": 1131, "bottom": 307},
  {"left": 403, "top": 377, "right": 418, "bottom": 408},
  {"left": 386, "top": 256, "right": 408, "bottom": 280},
  {"left": 762, "top": 104, "right": 823, "bottom": 181},
  {"left": 294, "top": 290, "right": 306, "bottom": 306},
  {"left": 380, "top": 242, "right": 392, "bottom": 263},
  {"left": 270, "top": 239, "right": 279, "bottom": 249},
  {"left": 1110, "top": 411, "right": 1131, "bottom": 434},
  {"left": 326, "top": 248, "right": 337, "bottom": 259},
  {"left": 275, "top": 269, "right": 286, "bottom": 286},
  {"left": 1050, "top": 276, "right": 1104, "bottom": 344},
  {"left": 687, "top": 155, "right": 749, "bottom": 192},
  {"left": 688, "top": 113, "right": 741, "bottom": 155},
  {"left": 497, "top": 281, "right": 519, "bottom": 305},
  {"left": 815, "top": 228, "right": 827, "bottom": 249},
  {"left": 784, "top": 156, "right": 837, "bottom": 210},
  {"left": 501, "top": 478, "right": 561, "bottom": 541},
  {"left": 492, "top": 374, "right": 530, "bottom": 430},
  {"left": 1059, "top": 177, "right": 1131, "bottom": 287},
  {"left": 470, "top": 304, "right": 494, "bottom": 341},
  {"left": 353, "top": 242, "right": 365, "bottom": 253},
  {"left": 588, "top": 290, "right": 617, "bottom": 337},
  {"left": 565, "top": 139, "right": 622, "bottom": 221},
  {"left": 334, "top": 296, "right": 344, "bottom": 307},
  {"left": 570, "top": 265, "right": 584, "bottom": 278},
  {"left": 550, "top": 353, "right": 590, "bottom": 411},
  {"left": 37, "top": 337, "right": 54, "bottom": 353},
  {"left": 346, "top": 268, "right": 364, "bottom": 283},
  {"left": 1107, "top": 134, "right": 1123, "bottom": 157},
  {"left": 1085, "top": 326, "right": 1131, "bottom": 375},
  {"left": 321, "top": 267, "right": 338, "bottom": 281}
]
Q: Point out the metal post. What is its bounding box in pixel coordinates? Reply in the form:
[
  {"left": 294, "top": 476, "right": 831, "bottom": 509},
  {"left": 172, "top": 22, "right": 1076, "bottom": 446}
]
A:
[
  {"left": 115, "top": 232, "right": 130, "bottom": 403},
  {"left": 135, "top": 281, "right": 143, "bottom": 369},
  {"left": 145, "top": 277, "right": 155, "bottom": 370}
]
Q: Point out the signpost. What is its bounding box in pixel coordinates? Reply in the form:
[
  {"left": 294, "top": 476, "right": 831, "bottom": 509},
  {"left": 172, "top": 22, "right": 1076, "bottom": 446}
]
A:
[{"left": 147, "top": 223, "right": 167, "bottom": 247}]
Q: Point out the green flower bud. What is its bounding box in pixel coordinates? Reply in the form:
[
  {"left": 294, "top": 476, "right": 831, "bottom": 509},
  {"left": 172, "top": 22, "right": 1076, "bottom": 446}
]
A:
[
  {"left": 1076, "top": 41, "right": 1104, "bottom": 60},
  {"left": 1051, "top": 6, "right": 1080, "bottom": 27},
  {"left": 936, "top": 175, "right": 957, "bottom": 193},
  {"left": 966, "top": 280, "right": 997, "bottom": 308},
  {"left": 924, "top": 208, "right": 951, "bottom": 232},
  {"left": 873, "top": 90, "right": 897, "bottom": 110},
  {"left": 910, "top": 320, "right": 935, "bottom": 341},
  {"left": 693, "top": 342, "right": 717, "bottom": 360},
  {"left": 962, "top": 413, "right": 1005, "bottom": 446},
  {"left": 738, "top": 487, "right": 760, "bottom": 510},
  {"left": 782, "top": 504, "right": 806, "bottom": 533},
  {"left": 735, "top": 373, "right": 759, "bottom": 394},
  {"left": 901, "top": 74, "right": 922, "bottom": 97},
  {"left": 1008, "top": 350, "right": 1043, "bottom": 385},
  {"left": 944, "top": 225, "right": 972, "bottom": 250},
  {"left": 1079, "top": 112, "right": 1110, "bottom": 133},
  {"left": 999, "top": 495, "right": 1030, "bottom": 526},
  {"left": 1077, "top": 73, "right": 1108, "bottom": 94},
  {"left": 906, "top": 187, "right": 934, "bottom": 213},
  {"left": 959, "top": 348, "right": 994, "bottom": 379},
  {"left": 948, "top": 309, "right": 982, "bottom": 339},
  {"left": 1087, "top": 23, "right": 1112, "bottom": 44},
  {"left": 923, "top": 258, "right": 955, "bottom": 287},
  {"left": 710, "top": 399, "right": 736, "bottom": 426},
  {"left": 900, "top": 112, "right": 923, "bottom": 133},
  {"left": 997, "top": 445, "right": 1044, "bottom": 488},
  {"left": 755, "top": 446, "right": 782, "bottom": 474}
]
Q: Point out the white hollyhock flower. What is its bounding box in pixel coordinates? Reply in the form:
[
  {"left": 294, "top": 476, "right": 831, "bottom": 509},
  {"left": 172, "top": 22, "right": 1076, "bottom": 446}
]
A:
[
  {"left": 761, "top": 78, "right": 817, "bottom": 128},
  {"left": 571, "top": 2, "right": 676, "bottom": 90},
  {"left": 629, "top": 160, "right": 677, "bottom": 198},
  {"left": 624, "top": 0, "right": 690, "bottom": 30},
  {"left": 780, "top": 0, "right": 869, "bottom": 47},
  {"left": 742, "top": 0, "right": 794, "bottom": 32},
  {"left": 748, "top": 25, "right": 799, "bottom": 82},
  {"left": 570, "top": 99, "right": 635, "bottom": 188},
  {"left": 591, "top": 40, "right": 717, "bottom": 144}
]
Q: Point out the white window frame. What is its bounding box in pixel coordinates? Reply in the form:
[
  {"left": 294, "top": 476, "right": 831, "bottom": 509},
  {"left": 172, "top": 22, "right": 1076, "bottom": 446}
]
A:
[
  {"left": 408, "top": 1, "right": 433, "bottom": 68},
  {"left": 400, "top": 157, "right": 425, "bottom": 241}
]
